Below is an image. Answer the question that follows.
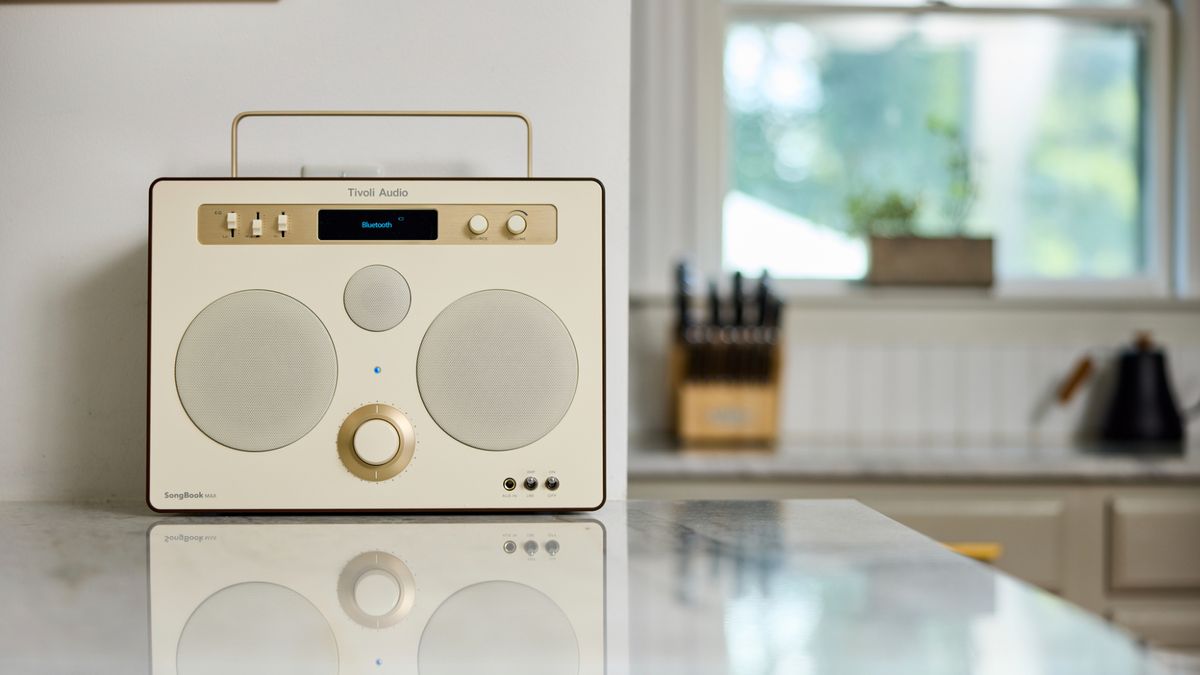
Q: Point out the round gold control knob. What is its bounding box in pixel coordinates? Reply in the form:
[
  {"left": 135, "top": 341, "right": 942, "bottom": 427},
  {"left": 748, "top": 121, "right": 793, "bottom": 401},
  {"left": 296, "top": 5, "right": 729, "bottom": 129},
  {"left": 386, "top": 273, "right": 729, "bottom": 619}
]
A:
[
  {"left": 337, "top": 551, "right": 416, "bottom": 629},
  {"left": 353, "top": 418, "right": 400, "bottom": 465},
  {"left": 354, "top": 569, "right": 402, "bottom": 616},
  {"left": 338, "top": 404, "right": 415, "bottom": 481}
]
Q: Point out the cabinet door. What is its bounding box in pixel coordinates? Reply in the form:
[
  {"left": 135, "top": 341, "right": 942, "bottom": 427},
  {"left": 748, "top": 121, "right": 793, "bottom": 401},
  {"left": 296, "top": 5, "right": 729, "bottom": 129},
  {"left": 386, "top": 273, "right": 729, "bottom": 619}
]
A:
[
  {"left": 1109, "top": 496, "right": 1200, "bottom": 591},
  {"left": 870, "top": 499, "right": 1066, "bottom": 592},
  {"left": 1111, "top": 604, "right": 1200, "bottom": 649}
]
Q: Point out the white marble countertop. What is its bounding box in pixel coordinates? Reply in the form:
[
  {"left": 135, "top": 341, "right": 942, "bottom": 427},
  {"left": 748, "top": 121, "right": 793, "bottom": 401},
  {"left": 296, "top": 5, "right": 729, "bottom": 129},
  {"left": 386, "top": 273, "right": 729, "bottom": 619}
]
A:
[
  {"left": 630, "top": 440, "right": 1200, "bottom": 483},
  {"left": 0, "top": 500, "right": 1171, "bottom": 674}
]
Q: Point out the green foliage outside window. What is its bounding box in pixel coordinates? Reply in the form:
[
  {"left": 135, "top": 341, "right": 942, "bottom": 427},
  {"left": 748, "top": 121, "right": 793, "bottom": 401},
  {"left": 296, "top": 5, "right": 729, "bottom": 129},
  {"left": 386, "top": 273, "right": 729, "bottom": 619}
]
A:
[{"left": 726, "top": 18, "right": 1144, "bottom": 279}]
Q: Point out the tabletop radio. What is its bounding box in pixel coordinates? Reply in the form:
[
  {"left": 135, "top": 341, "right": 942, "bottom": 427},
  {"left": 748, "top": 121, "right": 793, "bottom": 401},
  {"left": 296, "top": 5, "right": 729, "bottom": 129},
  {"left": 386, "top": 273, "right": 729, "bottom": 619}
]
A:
[
  {"left": 148, "top": 113, "right": 605, "bottom": 512},
  {"left": 149, "top": 520, "right": 606, "bottom": 674},
  {"left": 148, "top": 175, "right": 605, "bottom": 512}
]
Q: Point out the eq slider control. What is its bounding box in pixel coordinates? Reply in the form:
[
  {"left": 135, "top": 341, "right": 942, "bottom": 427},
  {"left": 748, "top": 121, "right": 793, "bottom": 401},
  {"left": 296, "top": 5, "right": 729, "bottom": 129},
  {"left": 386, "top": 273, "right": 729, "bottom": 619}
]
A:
[
  {"left": 226, "top": 212, "right": 238, "bottom": 237},
  {"left": 251, "top": 212, "right": 263, "bottom": 238},
  {"left": 277, "top": 213, "right": 288, "bottom": 237}
]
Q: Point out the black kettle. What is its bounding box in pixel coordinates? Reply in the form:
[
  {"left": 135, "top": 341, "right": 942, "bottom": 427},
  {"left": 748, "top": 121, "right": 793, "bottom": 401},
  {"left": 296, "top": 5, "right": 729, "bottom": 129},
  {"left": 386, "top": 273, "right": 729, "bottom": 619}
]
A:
[{"left": 1100, "top": 333, "right": 1196, "bottom": 454}]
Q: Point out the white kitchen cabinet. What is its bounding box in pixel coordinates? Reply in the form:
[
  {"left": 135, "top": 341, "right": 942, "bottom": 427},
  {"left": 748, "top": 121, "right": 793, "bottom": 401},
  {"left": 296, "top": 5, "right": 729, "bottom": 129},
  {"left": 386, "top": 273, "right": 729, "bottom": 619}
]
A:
[
  {"left": 1109, "top": 496, "right": 1200, "bottom": 591},
  {"left": 1110, "top": 603, "right": 1200, "bottom": 650},
  {"left": 870, "top": 498, "right": 1066, "bottom": 591}
]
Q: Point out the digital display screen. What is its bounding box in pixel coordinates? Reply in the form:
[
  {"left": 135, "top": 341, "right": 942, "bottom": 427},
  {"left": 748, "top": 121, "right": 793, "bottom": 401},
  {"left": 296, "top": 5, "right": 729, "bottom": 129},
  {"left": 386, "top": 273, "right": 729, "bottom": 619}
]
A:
[{"left": 318, "top": 209, "right": 438, "bottom": 240}]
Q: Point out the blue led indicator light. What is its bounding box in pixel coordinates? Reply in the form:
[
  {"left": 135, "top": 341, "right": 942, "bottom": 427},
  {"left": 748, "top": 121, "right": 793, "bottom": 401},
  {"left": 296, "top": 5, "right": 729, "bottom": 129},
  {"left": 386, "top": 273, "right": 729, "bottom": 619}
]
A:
[
  {"left": 375, "top": 658, "right": 383, "bottom": 666},
  {"left": 373, "top": 366, "right": 382, "bottom": 374}
]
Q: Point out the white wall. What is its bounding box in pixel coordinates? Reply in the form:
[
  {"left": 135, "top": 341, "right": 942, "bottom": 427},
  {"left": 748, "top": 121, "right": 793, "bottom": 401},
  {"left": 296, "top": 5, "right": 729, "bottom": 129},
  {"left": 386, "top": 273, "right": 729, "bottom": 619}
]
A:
[{"left": 0, "top": 0, "right": 630, "bottom": 502}]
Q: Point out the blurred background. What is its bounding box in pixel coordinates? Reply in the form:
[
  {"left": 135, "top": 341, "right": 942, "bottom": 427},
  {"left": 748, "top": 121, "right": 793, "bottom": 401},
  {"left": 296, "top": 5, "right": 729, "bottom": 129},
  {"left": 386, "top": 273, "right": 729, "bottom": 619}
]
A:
[
  {"left": 627, "top": 0, "right": 1200, "bottom": 658},
  {"left": 0, "top": 0, "right": 1195, "bottom": 662}
]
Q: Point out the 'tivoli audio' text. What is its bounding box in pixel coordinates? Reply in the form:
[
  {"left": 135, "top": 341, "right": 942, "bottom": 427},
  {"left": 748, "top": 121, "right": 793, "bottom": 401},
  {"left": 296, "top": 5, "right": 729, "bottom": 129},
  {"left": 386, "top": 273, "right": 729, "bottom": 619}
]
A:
[{"left": 347, "top": 187, "right": 407, "bottom": 198}]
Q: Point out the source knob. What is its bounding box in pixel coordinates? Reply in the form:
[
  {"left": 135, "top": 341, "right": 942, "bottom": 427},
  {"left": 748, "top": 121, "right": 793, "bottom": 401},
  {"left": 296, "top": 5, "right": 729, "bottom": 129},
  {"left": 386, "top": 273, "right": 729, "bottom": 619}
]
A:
[
  {"left": 467, "top": 214, "right": 489, "bottom": 235},
  {"left": 337, "top": 404, "right": 415, "bottom": 481}
]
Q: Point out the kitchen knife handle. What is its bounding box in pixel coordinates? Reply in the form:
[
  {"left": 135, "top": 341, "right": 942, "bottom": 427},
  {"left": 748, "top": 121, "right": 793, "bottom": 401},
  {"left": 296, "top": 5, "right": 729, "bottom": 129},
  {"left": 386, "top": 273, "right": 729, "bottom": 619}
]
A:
[
  {"left": 755, "top": 272, "right": 771, "bottom": 326},
  {"left": 708, "top": 282, "right": 722, "bottom": 328},
  {"left": 675, "top": 262, "right": 694, "bottom": 339},
  {"left": 732, "top": 271, "right": 745, "bottom": 326}
]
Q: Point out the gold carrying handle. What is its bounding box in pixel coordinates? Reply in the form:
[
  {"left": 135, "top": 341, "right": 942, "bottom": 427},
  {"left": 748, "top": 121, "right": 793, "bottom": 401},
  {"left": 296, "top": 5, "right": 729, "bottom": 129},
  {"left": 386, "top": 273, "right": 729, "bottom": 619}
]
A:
[{"left": 230, "top": 110, "right": 533, "bottom": 178}]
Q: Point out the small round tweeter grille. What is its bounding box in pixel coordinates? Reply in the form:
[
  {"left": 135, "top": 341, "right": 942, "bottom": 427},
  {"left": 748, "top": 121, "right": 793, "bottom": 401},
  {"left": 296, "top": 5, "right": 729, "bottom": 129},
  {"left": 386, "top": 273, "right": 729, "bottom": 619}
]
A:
[
  {"left": 416, "top": 290, "right": 578, "bottom": 451},
  {"left": 344, "top": 265, "right": 411, "bottom": 331},
  {"left": 175, "top": 290, "right": 337, "bottom": 452}
]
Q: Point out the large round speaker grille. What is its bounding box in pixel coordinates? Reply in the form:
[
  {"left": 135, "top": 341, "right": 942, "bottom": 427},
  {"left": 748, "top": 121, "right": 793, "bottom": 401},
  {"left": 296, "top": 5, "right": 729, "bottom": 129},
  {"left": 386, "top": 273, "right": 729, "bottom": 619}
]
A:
[
  {"left": 177, "top": 582, "right": 338, "bottom": 675},
  {"left": 344, "top": 264, "right": 411, "bottom": 331},
  {"left": 417, "top": 290, "right": 577, "bottom": 451},
  {"left": 418, "top": 581, "right": 580, "bottom": 675},
  {"left": 175, "top": 290, "right": 337, "bottom": 452}
]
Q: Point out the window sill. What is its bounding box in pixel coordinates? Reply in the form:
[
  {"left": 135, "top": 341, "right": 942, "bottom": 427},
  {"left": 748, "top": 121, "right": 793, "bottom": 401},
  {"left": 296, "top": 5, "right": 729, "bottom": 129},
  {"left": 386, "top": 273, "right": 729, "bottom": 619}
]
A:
[{"left": 629, "top": 284, "right": 1200, "bottom": 313}]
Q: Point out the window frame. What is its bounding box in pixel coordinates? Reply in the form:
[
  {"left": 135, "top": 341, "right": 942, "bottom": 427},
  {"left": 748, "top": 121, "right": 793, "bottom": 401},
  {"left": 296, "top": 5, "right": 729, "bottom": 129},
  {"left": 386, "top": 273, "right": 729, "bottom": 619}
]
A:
[{"left": 690, "top": 0, "right": 1177, "bottom": 298}]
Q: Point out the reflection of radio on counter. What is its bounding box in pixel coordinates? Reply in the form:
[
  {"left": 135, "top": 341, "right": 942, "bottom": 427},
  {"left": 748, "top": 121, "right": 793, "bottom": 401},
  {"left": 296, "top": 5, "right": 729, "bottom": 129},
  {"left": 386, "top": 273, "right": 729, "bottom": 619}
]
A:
[
  {"left": 669, "top": 263, "right": 783, "bottom": 446},
  {"left": 150, "top": 520, "right": 605, "bottom": 674}
]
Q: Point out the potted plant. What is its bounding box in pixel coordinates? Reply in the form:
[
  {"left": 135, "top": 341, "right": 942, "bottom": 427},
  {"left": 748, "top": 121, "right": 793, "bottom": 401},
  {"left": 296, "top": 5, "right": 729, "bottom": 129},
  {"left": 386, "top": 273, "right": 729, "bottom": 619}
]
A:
[{"left": 847, "top": 119, "right": 994, "bottom": 287}]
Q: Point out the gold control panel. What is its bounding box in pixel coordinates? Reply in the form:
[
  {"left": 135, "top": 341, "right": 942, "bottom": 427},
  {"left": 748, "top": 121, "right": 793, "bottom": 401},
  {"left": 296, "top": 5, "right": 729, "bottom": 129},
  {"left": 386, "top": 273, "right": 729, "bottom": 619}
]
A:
[{"left": 197, "top": 203, "right": 557, "bottom": 245}]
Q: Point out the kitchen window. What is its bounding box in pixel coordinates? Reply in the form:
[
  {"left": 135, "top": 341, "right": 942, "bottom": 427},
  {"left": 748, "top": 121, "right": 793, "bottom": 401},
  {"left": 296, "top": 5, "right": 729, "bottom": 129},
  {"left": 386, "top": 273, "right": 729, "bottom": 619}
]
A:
[{"left": 666, "top": 0, "right": 1182, "bottom": 297}]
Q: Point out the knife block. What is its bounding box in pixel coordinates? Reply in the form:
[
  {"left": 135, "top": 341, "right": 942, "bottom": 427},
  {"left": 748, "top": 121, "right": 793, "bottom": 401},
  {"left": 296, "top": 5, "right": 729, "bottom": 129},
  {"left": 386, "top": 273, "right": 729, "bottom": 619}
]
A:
[{"left": 668, "top": 333, "right": 782, "bottom": 446}]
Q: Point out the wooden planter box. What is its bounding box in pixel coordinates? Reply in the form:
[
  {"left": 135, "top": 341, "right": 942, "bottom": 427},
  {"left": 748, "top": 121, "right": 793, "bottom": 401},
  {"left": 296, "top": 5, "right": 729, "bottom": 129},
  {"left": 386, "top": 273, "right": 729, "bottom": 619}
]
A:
[{"left": 867, "top": 235, "right": 994, "bottom": 287}]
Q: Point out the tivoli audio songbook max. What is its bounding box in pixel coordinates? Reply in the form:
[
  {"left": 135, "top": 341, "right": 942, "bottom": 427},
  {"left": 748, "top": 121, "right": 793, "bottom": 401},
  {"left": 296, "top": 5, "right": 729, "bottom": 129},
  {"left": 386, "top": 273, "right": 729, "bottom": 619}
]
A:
[{"left": 148, "top": 112, "right": 605, "bottom": 512}]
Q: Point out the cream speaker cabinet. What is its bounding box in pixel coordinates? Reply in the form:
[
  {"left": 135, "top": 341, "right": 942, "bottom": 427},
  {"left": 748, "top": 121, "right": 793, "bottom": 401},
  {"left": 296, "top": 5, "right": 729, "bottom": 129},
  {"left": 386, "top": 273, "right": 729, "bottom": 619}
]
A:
[
  {"left": 149, "top": 520, "right": 606, "bottom": 674},
  {"left": 148, "top": 178, "right": 605, "bottom": 512}
]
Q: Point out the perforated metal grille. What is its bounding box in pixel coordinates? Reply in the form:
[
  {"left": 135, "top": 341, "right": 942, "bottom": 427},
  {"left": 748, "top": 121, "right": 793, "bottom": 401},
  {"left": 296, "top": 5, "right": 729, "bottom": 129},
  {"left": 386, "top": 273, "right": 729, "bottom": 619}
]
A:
[
  {"left": 175, "top": 290, "right": 337, "bottom": 452},
  {"left": 418, "top": 581, "right": 580, "bottom": 675},
  {"left": 343, "top": 264, "right": 411, "bottom": 332},
  {"left": 416, "top": 290, "right": 578, "bottom": 451},
  {"left": 176, "top": 582, "right": 338, "bottom": 675}
]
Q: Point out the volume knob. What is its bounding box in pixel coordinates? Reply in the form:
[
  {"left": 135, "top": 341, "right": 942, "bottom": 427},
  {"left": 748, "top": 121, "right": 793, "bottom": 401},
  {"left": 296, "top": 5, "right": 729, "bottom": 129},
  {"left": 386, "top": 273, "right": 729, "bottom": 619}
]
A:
[
  {"left": 337, "top": 551, "right": 416, "bottom": 629},
  {"left": 337, "top": 404, "right": 415, "bottom": 481},
  {"left": 353, "top": 419, "right": 400, "bottom": 466},
  {"left": 505, "top": 214, "right": 527, "bottom": 235},
  {"left": 353, "top": 569, "right": 402, "bottom": 616}
]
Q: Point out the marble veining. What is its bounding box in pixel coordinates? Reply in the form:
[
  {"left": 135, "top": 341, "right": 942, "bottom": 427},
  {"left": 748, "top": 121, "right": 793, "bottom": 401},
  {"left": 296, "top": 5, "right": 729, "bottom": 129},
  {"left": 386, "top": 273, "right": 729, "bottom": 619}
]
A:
[{"left": 0, "top": 500, "right": 1167, "bottom": 674}]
